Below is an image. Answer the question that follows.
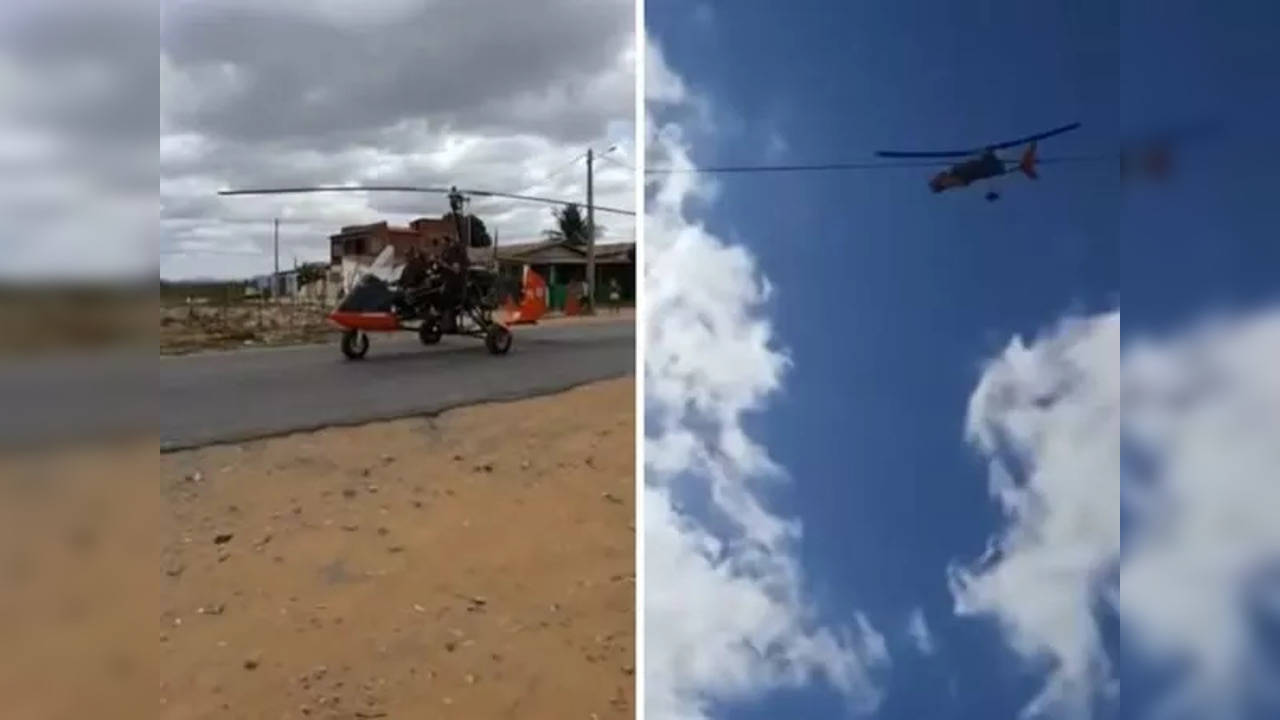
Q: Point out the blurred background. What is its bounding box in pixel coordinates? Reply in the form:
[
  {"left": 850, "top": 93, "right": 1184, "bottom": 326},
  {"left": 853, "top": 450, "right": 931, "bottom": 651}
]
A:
[{"left": 0, "top": 2, "right": 155, "bottom": 717}]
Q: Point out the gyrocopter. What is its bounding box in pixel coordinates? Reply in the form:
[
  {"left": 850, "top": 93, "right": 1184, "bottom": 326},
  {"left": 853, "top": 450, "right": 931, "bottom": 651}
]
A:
[
  {"left": 217, "top": 184, "right": 633, "bottom": 359},
  {"left": 877, "top": 122, "right": 1082, "bottom": 201}
]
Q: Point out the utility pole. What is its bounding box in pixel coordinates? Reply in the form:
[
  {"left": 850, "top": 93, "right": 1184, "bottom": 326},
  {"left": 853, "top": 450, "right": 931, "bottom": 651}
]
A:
[
  {"left": 273, "top": 217, "right": 280, "bottom": 300},
  {"left": 585, "top": 147, "right": 596, "bottom": 314}
]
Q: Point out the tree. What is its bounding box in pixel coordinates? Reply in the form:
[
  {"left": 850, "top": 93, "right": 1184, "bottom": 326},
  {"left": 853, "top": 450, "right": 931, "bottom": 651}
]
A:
[
  {"left": 444, "top": 213, "right": 493, "bottom": 248},
  {"left": 543, "top": 203, "right": 601, "bottom": 246},
  {"left": 296, "top": 262, "right": 329, "bottom": 287}
]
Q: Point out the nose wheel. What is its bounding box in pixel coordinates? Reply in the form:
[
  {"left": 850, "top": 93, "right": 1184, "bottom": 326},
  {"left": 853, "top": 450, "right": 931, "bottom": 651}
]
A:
[{"left": 340, "top": 330, "right": 369, "bottom": 360}]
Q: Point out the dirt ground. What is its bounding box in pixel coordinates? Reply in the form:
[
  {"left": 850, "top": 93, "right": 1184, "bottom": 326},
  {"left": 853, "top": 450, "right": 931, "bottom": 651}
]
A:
[
  {"left": 158, "top": 378, "right": 635, "bottom": 720},
  {"left": 161, "top": 301, "right": 335, "bottom": 355},
  {"left": 0, "top": 378, "right": 634, "bottom": 719}
]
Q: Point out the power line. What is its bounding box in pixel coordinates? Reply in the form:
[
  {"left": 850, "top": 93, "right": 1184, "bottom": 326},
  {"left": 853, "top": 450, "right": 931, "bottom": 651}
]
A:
[
  {"left": 536, "top": 150, "right": 589, "bottom": 185},
  {"left": 597, "top": 153, "right": 635, "bottom": 172}
]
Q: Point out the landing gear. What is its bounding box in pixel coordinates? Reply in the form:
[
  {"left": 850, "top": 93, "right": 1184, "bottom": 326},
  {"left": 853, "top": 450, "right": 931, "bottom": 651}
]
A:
[
  {"left": 418, "top": 321, "right": 442, "bottom": 345},
  {"left": 484, "top": 324, "right": 512, "bottom": 355},
  {"left": 340, "top": 330, "right": 369, "bottom": 360}
]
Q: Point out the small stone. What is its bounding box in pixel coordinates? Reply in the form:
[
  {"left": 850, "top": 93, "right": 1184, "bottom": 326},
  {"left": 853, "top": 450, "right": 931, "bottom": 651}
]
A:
[
  {"left": 165, "top": 562, "right": 186, "bottom": 578},
  {"left": 243, "top": 653, "right": 262, "bottom": 670},
  {"left": 412, "top": 604, "right": 426, "bottom": 613},
  {"left": 465, "top": 673, "right": 476, "bottom": 685},
  {"left": 214, "top": 533, "right": 234, "bottom": 545},
  {"left": 411, "top": 500, "right": 423, "bottom": 509},
  {"left": 366, "top": 484, "right": 379, "bottom": 494},
  {"left": 387, "top": 545, "right": 404, "bottom": 554},
  {"left": 622, "top": 665, "right": 634, "bottom": 676},
  {"left": 376, "top": 527, "right": 389, "bottom": 536},
  {"left": 342, "top": 488, "right": 357, "bottom": 499},
  {"left": 341, "top": 524, "right": 360, "bottom": 532},
  {"left": 444, "top": 640, "right": 457, "bottom": 652},
  {"left": 292, "top": 506, "right": 303, "bottom": 515},
  {"left": 187, "top": 471, "right": 203, "bottom": 483},
  {"left": 601, "top": 492, "right": 623, "bottom": 504}
]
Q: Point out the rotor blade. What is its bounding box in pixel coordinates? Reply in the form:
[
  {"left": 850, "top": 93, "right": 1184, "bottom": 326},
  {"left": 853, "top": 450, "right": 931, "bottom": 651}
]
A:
[
  {"left": 218, "top": 185, "right": 453, "bottom": 196},
  {"left": 218, "top": 185, "right": 635, "bottom": 216},
  {"left": 461, "top": 188, "right": 636, "bottom": 216},
  {"left": 986, "top": 122, "right": 1082, "bottom": 151},
  {"left": 876, "top": 122, "right": 1083, "bottom": 158},
  {"left": 875, "top": 149, "right": 974, "bottom": 159},
  {"left": 649, "top": 159, "right": 963, "bottom": 173}
]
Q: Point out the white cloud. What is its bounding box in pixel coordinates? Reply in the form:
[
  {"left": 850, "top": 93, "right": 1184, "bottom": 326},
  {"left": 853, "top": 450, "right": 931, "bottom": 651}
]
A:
[
  {"left": 953, "top": 304, "right": 1280, "bottom": 720},
  {"left": 645, "top": 40, "right": 888, "bottom": 720},
  {"left": 950, "top": 312, "right": 1121, "bottom": 719},
  {"left": 906, "top": 607, "right": 936, "bottom": 656},
  {"left": 1121, "top": 306, "right": 1280, "bottom": 720}
]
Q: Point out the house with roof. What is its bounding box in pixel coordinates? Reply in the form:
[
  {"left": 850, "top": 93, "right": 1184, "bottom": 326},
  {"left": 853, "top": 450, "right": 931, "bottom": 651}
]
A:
[{"left": 495, "top": 239, "right": 635, "bottom": 310}]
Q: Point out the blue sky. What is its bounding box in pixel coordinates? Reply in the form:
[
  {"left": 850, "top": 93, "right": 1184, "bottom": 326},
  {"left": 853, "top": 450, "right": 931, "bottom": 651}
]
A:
[{"left": 647, "top": 1, "right": 1280, "bottom": 719}]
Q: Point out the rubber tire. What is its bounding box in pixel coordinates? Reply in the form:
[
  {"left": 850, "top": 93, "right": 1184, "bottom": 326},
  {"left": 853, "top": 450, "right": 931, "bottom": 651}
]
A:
[
  {"left": 340, "top": 330, "right": 369, "bottom": 360},
  {"left": 418, "top": 322, "right": 443, "bottom": 345},
  {"left": 484, "top": 324, "right": 512, "bottom": 355}
]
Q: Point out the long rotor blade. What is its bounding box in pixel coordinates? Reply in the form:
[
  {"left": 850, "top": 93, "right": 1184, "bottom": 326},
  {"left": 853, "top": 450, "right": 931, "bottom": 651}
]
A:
[
  {"left": 461, "top": 188, "right": 635, "bottom": 216},
  {"left": 986, "top": 121, "right": 1082, "bottom": 151},
  {"left": 875, "top": 149, "right": 974, "bottom": 159},
  {"left": 876, "top": 121, "right": 1083, "bottom": 158},
  {"left": 218, "top": 185, "right": 635, "bottom": 216},
  {"left": 218, "top": 185, "right": 452, "bottom": 196}
]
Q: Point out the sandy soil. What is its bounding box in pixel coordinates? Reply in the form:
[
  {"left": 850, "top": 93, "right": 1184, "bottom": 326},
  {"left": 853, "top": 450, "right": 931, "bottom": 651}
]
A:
[
  {"left": 0, "top": 378, "right": 632, "bottom": 719},
  {"left": 159, "top": 378, "right": 635, "bottom": 720}
]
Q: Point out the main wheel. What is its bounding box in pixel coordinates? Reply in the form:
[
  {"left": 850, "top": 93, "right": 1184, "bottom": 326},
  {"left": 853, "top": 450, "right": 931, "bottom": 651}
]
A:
[
  {"left": 418, "top": 322, "right": 442, "bottom": 345},
  {"left": 340, "top": 330, "right": 369, "bottom": 360},
  {"left": 484, "top": 324, "right": 512, "bottom": 355}
]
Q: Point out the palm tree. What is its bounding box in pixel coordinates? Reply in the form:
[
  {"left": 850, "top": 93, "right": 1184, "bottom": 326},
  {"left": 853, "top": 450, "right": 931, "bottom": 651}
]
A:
[{"left": 543, "top": 203, "right": 600, "bottom": 246}]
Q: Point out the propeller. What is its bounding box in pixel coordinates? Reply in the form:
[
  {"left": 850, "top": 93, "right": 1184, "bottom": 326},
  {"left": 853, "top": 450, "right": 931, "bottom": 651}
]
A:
[{"left": 217, "top": 184, "right": 635, "bottom": 216}]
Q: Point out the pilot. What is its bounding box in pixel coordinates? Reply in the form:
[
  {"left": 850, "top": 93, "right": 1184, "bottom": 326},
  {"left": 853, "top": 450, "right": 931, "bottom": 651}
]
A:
[
  {"left": 440, "top": 238, "right": 468, "bottom": 299},
  {"left": 393, "top": 246, "right": 430, "bottom": 318},
  {"left": 422, "top": 238, "right": 469, "bottom": 329},
  {"left": 398, "top": 246, "right": 429, "bottom": 287}
]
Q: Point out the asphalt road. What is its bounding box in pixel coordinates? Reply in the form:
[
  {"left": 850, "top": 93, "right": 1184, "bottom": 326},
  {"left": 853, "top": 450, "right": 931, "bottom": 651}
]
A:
[
  {"left": 156, "top": 321, "right": 634, "bottom": 451},
  {"left": 0, "top": 321, "right": 634, "bottom": 451}
]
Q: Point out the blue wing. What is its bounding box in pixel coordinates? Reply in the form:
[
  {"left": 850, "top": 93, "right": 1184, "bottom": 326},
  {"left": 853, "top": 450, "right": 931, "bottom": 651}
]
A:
[{"left": 876, "top": 122, "right": 1082, "bottom": 158}]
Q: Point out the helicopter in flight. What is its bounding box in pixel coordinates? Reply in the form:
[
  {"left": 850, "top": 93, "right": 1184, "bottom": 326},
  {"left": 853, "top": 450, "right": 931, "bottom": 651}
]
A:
[
  {"left": 877, "top": 122, "right": 1082, "bottom": 201},
  {"left": 218, "top": 184, "right": 634, "bottom": 359}
]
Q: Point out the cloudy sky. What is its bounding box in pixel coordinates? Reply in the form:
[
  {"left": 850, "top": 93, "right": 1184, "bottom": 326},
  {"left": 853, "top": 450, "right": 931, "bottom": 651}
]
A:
[
  {"left": 645, "top": 2, "right": 1280, "bottom": 720},
  {"left": 0, "top": 0, "right": 156, "bottom": 281},
  {"left": 161, "top": 0, "right": 635, "bottom": 279}
]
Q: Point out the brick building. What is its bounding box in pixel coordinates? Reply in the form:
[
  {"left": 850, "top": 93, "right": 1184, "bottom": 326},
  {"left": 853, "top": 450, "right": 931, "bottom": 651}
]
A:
[{"left": 329, "top": 217, "right": 457, "bottom": 266}]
